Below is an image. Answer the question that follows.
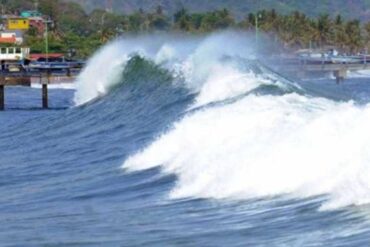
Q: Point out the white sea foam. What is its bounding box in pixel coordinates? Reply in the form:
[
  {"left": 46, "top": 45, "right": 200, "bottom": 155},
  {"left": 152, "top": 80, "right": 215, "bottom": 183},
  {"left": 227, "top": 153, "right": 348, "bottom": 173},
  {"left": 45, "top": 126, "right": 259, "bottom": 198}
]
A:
[
  {"left": 78, "top": 32, "right": 370, "bottom": 211},
  {"left": 74, "top": 39, "right": 130, "bottom": 105},
  {"left": 123, "top": 91, "right": 370, "bottom": 211},
  {"left": 74, "top": 35, "right": 196, "bottom": 105},
  {"left": 348, "top": 69, "right": 370, "bottom": 78},
  {"left": 74, "top": 32, "right": 262, "bottom": 106}
]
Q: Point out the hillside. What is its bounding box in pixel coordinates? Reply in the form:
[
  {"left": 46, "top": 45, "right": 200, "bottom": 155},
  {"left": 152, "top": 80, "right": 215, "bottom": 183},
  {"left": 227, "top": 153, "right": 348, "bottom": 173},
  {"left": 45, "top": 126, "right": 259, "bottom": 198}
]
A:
[
  {"left": 2, "top": 0, "right": 367, "bottom": 58},
  {"left": 65, "top": 0, "right": 370, "bottom": 20}
]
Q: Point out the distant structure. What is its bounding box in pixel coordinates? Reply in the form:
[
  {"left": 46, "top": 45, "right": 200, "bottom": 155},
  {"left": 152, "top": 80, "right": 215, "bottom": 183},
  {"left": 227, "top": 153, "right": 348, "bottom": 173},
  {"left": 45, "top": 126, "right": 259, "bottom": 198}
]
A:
[
  {"left": 0, "top": 8, "right": 49, "bottom": 67},
  {"left": 0, "top": 32, "right": 16, "bottom": 44},
  {"left": 7, "top": 17, "right": 30, "bottom": 30},
  {"left": 0, "top": 47, "right": 30, "bottom": 61},
  {"left": 29, "top": 16, "right": 46, "bottom": 33},
  {"left": 0, "top": 32, "right": 23, "bottom": 45},
  {"left": 0, "top": 4, "right": 84, "bottom": 111},
  {"left": 20, "top": 10, "right": 46, "bottom": 33},
  {"left": 0, "top": 9, "right": 47, "bottom": 47}
]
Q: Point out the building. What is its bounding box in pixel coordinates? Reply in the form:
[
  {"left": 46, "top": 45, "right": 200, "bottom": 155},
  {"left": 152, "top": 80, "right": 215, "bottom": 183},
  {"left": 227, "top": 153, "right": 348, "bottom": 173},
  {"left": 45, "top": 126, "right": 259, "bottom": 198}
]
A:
[
  {"left": 19, "top": 11, "right": 46, "bottom": 34},
  {"left": 7, "top": 18, "right": 30, "bottom": 30},
  {"left": 0, "top": 47, "right": 30, "bottom": 61},
  {"left": 0, "top": 32, "right": 16, "bottom": 44},
  {"left": 0, "top": 32, "right": 23, "bottom": 45},
  {"left": 29, "top": 16, "right": 46, "bottom": 34}
]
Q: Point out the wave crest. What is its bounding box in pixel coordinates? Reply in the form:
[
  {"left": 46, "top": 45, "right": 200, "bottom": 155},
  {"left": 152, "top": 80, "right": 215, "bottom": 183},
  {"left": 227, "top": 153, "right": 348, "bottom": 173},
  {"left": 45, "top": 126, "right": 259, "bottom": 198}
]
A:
[{"left": 123, "top": 93, "right": 370, "bottom": 211}]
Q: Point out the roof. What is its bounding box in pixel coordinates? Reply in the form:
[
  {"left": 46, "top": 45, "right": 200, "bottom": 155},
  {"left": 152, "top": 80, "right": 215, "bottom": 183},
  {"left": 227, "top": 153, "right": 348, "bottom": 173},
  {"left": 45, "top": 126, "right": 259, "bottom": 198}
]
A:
[
  {"left": 21, "top": 11, "right": 42, "bottom": 18},
  {"left": 0, "top": 32, "right": 16, "bottom": 36},
  {"left": 29, "top": 17, "right": 45, "bottom": 21},
  {"left": 0, "top": 37, "right": 17, "bottom": 43},
  {"left": 30, "top": 53, "right": 64, "bottom": 60}
]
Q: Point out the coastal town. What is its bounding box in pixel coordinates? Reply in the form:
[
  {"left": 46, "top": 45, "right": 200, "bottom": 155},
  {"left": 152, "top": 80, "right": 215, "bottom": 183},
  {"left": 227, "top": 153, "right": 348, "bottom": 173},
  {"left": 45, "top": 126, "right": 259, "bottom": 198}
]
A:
[
  {"left": 0, "top": 7, "right": 83, "bottom": 110},
  {"left": 0, "top": 8, "right": 83, "bottom": 71}
]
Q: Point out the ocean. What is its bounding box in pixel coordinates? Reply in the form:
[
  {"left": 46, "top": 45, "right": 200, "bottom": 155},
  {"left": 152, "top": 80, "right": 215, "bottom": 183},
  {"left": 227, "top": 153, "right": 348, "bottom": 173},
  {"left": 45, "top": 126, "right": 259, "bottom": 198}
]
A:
[{"left": 1, "top": 32, "right": 370, "bottom": 246}]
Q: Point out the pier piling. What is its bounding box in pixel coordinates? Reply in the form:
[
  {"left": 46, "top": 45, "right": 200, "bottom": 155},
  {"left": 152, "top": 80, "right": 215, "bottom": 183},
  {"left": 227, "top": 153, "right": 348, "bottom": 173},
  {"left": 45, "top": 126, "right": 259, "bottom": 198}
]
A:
[
  {"left": 334, "top": 69, "right": 347, "bottom": 84},
  {"left": 42, "top": 70, "right": 51, "bottom": 109},
  {"left": 0, "top": 84, "right": 4, "bottom": 111},
  {"left": 0, "top": 62, "right": 82, "bottom": 111},
  {"left": 42, "top": 84, "right": 48, "bottom": 109}
]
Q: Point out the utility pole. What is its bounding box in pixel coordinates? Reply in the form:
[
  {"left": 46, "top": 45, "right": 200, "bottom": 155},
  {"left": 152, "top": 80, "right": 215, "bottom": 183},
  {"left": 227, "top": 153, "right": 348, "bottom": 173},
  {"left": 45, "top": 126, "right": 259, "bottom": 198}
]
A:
[
  {"left": 34, "top": 0, "right": 39, "bottom": 12},
  {"left": 44, "top": 19, "right": 53, "bottom": 63},
  {"left": 45, "top": 20, "right": 48, "bottom": 62}
]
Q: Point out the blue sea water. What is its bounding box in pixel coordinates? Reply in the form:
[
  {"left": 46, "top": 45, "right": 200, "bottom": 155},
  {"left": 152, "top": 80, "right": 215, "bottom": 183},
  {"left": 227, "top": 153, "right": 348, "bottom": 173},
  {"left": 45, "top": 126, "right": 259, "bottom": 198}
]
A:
[{"left": 2, "top": 33, "right": 370, "bottom": 246}]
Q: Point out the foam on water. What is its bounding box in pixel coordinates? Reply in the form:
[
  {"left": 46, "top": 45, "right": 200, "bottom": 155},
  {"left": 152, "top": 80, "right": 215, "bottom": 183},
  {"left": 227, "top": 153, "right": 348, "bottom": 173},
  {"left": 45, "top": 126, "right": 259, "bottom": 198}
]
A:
[
  {"left": 123, "top": 84, "right": 370, "bottom": 211},
  {"left": 74, "top": 42, "right": 127, "bottom": 105},
  {"left": 192, "top": 64, "right": 269, "bottom": 107},
  {"left": 75, "top": 32, "right": 370, "bottom": 211},
  {"left": 348, "top": 70, "right": 370, "bottom": 78}
]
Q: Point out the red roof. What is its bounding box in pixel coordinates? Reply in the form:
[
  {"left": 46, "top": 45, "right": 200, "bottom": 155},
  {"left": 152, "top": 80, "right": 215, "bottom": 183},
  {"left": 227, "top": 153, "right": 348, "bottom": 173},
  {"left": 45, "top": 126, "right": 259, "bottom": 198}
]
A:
[
  {"left": 30, "top": 53, "right": 64, "bottom": 60},
  {"left": 0, "top": 37, "right": 17, "bottom": 43}
]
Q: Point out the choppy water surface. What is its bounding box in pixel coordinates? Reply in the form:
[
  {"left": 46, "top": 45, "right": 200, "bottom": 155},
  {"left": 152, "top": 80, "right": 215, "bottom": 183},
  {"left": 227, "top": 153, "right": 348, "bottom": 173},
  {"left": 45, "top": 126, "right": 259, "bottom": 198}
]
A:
[{"left": 2, "top": 32, "right": 370, "bottom": 246}]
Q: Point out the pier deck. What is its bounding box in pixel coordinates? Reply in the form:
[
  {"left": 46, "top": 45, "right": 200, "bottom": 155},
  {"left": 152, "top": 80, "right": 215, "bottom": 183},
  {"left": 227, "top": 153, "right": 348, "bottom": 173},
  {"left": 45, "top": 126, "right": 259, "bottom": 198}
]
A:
[
  {"left": 279, "top": 63, "right": 370, "bottom": 72},
  {"left": 272, "top": 58, "right": 370, "bottom": 83},
  {"left": 0, "top": 69, "right": 80, "bottom": 110}
]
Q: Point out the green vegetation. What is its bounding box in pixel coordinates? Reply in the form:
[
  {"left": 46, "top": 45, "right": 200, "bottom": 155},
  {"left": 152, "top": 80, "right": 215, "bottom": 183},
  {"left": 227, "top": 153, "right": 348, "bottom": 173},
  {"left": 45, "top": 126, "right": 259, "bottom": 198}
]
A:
[
  {"left": 67, "top": 0, "right": 370, "bottom": 21},
  {"left": 2, "top": 0, "right": 370, "bottom": 58}
]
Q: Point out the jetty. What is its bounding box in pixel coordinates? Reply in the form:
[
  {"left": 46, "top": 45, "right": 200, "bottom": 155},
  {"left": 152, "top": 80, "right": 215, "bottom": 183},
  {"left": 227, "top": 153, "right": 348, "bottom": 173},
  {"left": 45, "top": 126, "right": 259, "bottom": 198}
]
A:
[
  {"left": 277, "top": 62, "right": 370, "bottom": 83},
  {"left": 0, "top": 67, "right": 81, "bottom": 110},
  {"left": 0, "top": 46, "right": 84, "bottom": 110},
  {"left": 272, "top": 52, "right": 370, "bottom": 83}
]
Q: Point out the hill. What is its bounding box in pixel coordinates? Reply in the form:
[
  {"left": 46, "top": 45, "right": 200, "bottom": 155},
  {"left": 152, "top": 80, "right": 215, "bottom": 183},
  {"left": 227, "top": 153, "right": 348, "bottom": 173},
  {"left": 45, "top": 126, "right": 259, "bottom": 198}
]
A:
[{"left": 64, "top": 0, "right": 370, "bottom": 20}]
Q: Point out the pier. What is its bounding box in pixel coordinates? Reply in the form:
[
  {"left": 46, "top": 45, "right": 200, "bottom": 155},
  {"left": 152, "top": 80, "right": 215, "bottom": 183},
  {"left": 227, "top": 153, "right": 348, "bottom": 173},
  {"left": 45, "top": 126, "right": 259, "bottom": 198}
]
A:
[
  {"left": 274, "top": 58, "right": 370, "bottom": 83},
  {"left": 0, "top": 68, "right": 80, "bottom": 110}
]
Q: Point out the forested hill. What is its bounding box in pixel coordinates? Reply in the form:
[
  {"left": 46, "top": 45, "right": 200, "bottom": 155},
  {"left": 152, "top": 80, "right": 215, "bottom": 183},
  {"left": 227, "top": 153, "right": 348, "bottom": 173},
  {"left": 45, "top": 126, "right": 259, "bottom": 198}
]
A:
[{"left": 65, "top": 0, "right": 370, "bottom": 20}]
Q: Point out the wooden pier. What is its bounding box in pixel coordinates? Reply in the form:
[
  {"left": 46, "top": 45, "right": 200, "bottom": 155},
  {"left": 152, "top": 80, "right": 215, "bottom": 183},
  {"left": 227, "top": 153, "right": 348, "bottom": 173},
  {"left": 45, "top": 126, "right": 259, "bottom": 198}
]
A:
[{"left": 0, "top": 69, "right": 79, "bottom": 110}]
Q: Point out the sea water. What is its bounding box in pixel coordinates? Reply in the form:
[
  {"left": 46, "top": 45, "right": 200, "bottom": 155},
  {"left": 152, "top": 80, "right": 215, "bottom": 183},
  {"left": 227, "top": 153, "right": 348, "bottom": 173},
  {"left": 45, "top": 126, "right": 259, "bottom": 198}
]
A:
[{"left": 1, "top": 32, "right": 370, "bottom": 246}]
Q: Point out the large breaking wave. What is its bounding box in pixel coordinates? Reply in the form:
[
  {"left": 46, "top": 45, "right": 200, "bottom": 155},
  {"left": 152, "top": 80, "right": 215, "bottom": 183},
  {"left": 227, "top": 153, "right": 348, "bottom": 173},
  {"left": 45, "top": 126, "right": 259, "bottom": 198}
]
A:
[
  {"left": 74, "top": 32, "right": 278, "bottom": 106},
  {"left": 74, "top": 32, "right": 370, "bottom": 211}
]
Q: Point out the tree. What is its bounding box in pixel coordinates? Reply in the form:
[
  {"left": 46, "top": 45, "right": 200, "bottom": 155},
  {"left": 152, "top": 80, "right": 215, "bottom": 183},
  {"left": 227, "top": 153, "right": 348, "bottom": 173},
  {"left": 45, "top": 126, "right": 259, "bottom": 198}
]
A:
[
  {"left": 345, "top": 20, "right": 362, "bottom": 53},
  {"left": 148, "top": 6, "right": 170, "bottom": 31},
  {"left": 174, "top": 8, "right": 191, "bottom": 31},
  {"left": 317, "top": 14, "right": 332, "bottom": 47}
]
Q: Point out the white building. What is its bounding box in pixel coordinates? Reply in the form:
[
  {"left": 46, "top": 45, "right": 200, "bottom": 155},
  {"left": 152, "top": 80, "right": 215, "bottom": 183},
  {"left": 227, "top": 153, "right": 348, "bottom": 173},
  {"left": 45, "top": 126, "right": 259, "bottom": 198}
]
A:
[{"left": 0, "top": 47, "right": 30, "bottom": 61}]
